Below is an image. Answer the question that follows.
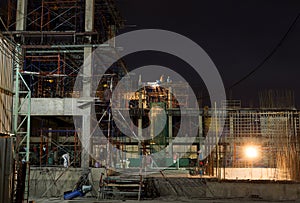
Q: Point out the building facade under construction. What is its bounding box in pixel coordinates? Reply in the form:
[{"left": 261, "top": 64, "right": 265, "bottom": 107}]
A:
[{"left": 0, "top": 0, "right": 300, "bottom": 202}]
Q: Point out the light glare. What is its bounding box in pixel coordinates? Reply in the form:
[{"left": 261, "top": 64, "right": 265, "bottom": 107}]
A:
[{"left": 245, "top": 146, "right": 258, "bottom": 159}]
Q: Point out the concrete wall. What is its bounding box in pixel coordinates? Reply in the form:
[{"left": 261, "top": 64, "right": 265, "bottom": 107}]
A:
[
  {"left": 208, "top": 181, "right": 300, "bottom": 201},
  {"left": 29, "top": 167, "right": 300, "bottom": 201},
  {"left": 20, "top": 98, "right": 76, "bottom": 116},
  {"left": 29, "top": 167, "right": 105, "bottom": 198},
  {"left": 155, "top": 177, "right": 300, "bottom": 201},
  {"left": 220, "top": 167, "right": 289, "bottom": 181}
]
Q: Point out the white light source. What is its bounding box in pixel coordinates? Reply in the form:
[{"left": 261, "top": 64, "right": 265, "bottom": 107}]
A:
[{"left": 244, "top": 146, "right": 259, "bottom": 159}]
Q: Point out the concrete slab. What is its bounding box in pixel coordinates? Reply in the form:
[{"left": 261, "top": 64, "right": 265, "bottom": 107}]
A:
[
  {"left": 31, "top": 197, "right": 300, "bottom": 203},
  {"left": 29, "top": 167, "right": 300, "bottom": 202}
]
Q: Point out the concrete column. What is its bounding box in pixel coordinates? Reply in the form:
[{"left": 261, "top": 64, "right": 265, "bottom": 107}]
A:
[
  {"left": 108, "top": 25, "right": 116, "bottom": 47},
  {"left": 85, "top": 0, "right": 94, "bottom": 33},
  {"left": 80, "top": 0, "right": 94, "bottom": 168},
  {"left": 16, "top": 0, "right": 27, "bottom": 31},
  {"left": 83, "top": 47, "right": 92, "bottom": 97},
  {"left": 81, "top": 113, "right": 91, "bottom": 169},
  {"left": 80, "top": 47, "right": 93, "bottom": 168}
]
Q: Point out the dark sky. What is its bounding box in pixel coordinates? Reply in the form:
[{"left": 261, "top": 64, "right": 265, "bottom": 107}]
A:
[{"left": 116, "top": 0, "right": 300, "bottom": 107}]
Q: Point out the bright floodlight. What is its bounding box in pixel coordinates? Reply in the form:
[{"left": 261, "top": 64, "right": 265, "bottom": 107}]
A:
[{"left": 245, "top": 146, "right": 258, "bottom": 159}]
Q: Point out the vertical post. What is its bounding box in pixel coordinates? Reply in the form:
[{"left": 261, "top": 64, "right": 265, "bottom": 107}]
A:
[
  {"left": 198, "top": 114, "right": 202, "bottom": 171},
  {"left": 48, "top": 128, "right": 52, "bottom": 165},
  {"left": 107, "top": 77, "right": 113, "bottom": 168},
  {"left": 13, "top": 47, "right": 20, "bottom": 141},
  {"left": 198, "top": 115, "right": 202, "bottom": 152},
  {"left": 214, "top": 102, "right": 219, "bottom": 179},
  {"left": 229, "top": 114, "right": 234, "bottom": 170},
  {"left": 40, "top": 130, "right": 43, "bottom": 166},
  {"left": 150, "top": 103, "right": 154, "bottom": 153},
  {"left": 81, "top": 46, "right": 92, "bottom": 169},
  {"left": 81, "top": 0, "right": 94, "bottom": 169},
  {"left": 168, "top": 87, "right": 173, "bottom": 156},
  {"left": 41, "top": 0, "right": 44, "bottom": 32},
  {"left": 16, "top": 0, "right": 27, "bottom": 31},
  {"left": 108, "top": 25, "right": 116, "bottom": 47},
  {"left": 223, "top": 144, "right": 226, "bottom": 180},
  {"left": 85, "top": 0, "right": 94, "bottom": 33},
  {"left": 138, "top": 84, "right": 143, "bottom": 201},
  {"left": 26, "top": 92, "right": 31, "bottom": 162},
  {"left": 81, "top": 113, "right": 91, "bottom": 169},
  {"left": 138, "top": 88, "right": 142, "bottom": 156}
]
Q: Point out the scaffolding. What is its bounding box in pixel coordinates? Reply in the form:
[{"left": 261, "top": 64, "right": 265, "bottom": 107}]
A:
[
  {"left": 2, "top": 0, "right": 124, "bottom": 99},
  {"left": 1, "top": 0, "right": 125, "bottom": 160}
]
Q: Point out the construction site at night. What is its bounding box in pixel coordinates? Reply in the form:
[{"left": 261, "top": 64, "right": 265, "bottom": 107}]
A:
[{"left": 1, "top": 0, "right": 300, "bottom": 203}]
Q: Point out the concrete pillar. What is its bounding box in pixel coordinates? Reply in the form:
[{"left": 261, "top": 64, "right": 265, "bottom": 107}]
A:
[
  {"left": 81, "top": 113, "right": 91, "bottom": 169},
  {"left": 80, "top": 47, "right": 93, "bottom": 168},
  {"left": 85, "top": 0, "right": 94, "bottom": 33},
  {"left": 16, "top": 0, "right": 27, "bottom": 31},
  {"left": 108, "top": 25, "right": 116, "bottom": 47},
  {"left": 80, "top": 0, "right": 94, "bottom": 168},
  {"left": 83, "top": 47, "right": 92, "bottom": 97}
]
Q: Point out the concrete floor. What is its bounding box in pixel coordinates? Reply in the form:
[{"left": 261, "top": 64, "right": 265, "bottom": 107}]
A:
[
  {"left": 32, "top": 197, "right": 300, "bottom": 203},
  {"left": 28, "top": 168, "right": 300, "bottom": 202}
]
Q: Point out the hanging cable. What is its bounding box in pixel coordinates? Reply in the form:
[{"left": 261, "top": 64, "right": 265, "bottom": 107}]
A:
[{"left": 229, "top": 11, "right": 300, "bottom": 89}]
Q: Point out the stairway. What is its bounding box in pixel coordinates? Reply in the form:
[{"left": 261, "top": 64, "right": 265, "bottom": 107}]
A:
[{"left": 100, "top": 174, "right": 145, "bottom": 200}]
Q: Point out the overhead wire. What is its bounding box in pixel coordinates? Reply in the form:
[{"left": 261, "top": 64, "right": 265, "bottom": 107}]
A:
[{"left": 228, "top": 11, "right": 300, "bottom": 89}]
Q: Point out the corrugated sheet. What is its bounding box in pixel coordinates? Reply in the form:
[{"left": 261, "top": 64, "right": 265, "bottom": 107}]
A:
[{"left": 0, "top": 36, "right": 14, "bottom": 135}]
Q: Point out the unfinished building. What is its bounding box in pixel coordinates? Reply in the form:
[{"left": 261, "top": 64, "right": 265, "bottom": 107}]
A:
[{"left": 1, "top": 0, "right": 300, "bottom": 202}]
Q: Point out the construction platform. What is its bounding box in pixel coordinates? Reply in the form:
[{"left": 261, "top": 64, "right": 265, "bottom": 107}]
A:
[{"left": 28, "top": 167, "right": 300, "bottom": 202}]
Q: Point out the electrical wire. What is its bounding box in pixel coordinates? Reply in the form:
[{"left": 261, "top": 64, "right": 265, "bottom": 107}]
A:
[{"left": 229, "top": 11, "right": 300, "bottom": 89}]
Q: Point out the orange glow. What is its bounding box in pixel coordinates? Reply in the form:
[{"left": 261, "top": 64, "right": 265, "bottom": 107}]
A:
[{"left": 244, "top": 145, "right": 259, "bottom": 159}]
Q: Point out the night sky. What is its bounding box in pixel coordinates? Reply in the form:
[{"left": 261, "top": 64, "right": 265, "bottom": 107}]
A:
[{"left": 117, "top": 0, "right": 300, "bottom": 107}]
